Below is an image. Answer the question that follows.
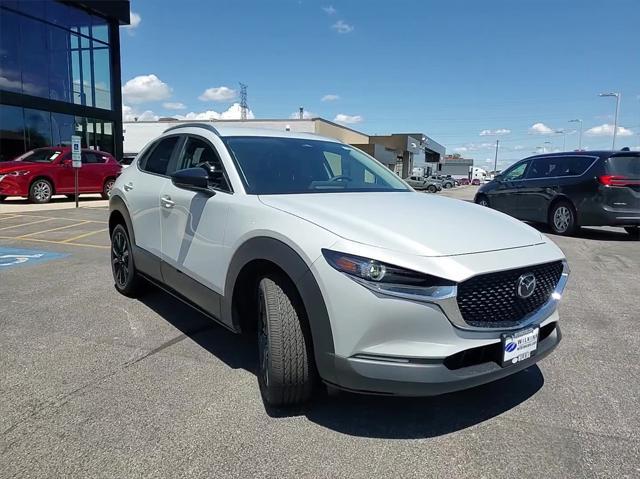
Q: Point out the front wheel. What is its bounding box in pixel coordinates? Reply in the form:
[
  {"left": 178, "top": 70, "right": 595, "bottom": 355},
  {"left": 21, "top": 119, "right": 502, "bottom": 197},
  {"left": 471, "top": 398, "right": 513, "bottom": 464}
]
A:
[
  {"left": 257, "top": 275, "right": 315, "bottom": 407},
  {"left": 427, "top": 184, "right": 437, "bottom": 193},
  {"left": 111, "top": 224, "right": 145, "bottom": 297},
  {"left": 475, "top": 195, "right": 490, "bottom": 207},
  {"left": 443, "top": 182, "right": 452, "bottom": 189},
  {"left": 29, "top": 179, "right": 53, "bottom": 203},
  {"left": 624, "top": 226, "right": 640, "bottom": 239},
  {"left": 549, "top": 201, "right": 577, "bottom": 235}
]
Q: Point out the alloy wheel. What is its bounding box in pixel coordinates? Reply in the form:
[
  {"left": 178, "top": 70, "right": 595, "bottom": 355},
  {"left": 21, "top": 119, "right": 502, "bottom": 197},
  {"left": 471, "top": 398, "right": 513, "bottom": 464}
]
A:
[
  {"left": 111, "top": 230, "right": 130, "bottom": 288},
  {"left": 553, "top": 206, "right": 571, "bottom": 233},
  {"left": 105, "top": 179, "right": 115, "bottom": 195},
  {"left": 478, "top": 198, "right": 489, "bottom": 207},
  {"left": 33, "top": 181, "right": 51, "bottom": 202}
]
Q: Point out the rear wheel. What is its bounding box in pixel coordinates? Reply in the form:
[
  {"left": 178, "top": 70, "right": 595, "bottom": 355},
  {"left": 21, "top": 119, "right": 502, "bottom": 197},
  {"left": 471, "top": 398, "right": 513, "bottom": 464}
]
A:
[
  {"left": 624, "top": 226, "right": 640, "bottom": 239},
  {"left": 443, "top": 182, "right": 452, "bottom": 189},
  {"left": 549, "top": 201, "right": 577, "bottom": 235},
  {"left": 0, "top": 195, "right": 5, "bottom": 202},
  {"left": 29, "top": 179, "right": 52, "bottom": 203},
  {"left": 427, "top": 184, "right": 437, "bottom": 193},
  {"left": 257, "top": 275, "right": 314, "bottom": 407},
  {"left": 111, "top": 224, "right": 145, "bottom": 297},
  {"left": 102, "top": 178, "right": 115, "bottom": 199}
]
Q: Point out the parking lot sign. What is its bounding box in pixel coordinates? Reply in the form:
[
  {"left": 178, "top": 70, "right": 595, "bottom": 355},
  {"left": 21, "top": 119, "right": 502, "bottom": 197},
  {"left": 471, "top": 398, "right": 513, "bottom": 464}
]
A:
[{"left": 71, "top": 135, "right": 82, "bottom": 168}]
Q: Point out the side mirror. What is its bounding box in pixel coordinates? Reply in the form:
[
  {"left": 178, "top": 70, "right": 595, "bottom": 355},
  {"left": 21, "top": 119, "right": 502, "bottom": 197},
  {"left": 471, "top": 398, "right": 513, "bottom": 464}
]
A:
[
  {"left": 171, "top": 167, "right": 214, "bottom": 194},
  {"left": 62, "top": 158, "right": 72, "bottom": 166}
]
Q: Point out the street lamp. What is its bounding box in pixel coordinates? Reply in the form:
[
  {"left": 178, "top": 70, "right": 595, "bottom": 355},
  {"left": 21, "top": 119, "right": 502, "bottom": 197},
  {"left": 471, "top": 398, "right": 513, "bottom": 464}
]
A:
[
  {"left": 544, "top": 141, "right": 552, "bottom": 153},
  {"left": 555, "top": 129, "right": 566, "bottom": 151},
  {"left": 568, "top": 119, "right": 583, "bottom": 150},
  {"left": 599, "top": 92, "right": 620, "bottom": 149}
]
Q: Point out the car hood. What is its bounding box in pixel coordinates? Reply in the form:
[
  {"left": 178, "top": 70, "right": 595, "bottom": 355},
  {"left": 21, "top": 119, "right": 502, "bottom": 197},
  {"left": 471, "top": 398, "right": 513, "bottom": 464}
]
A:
[
  {"left": 258, "top": 192, "right": 544, "bottom": 257},
  {"left": 0, "top": 161, "right": 37, "bottom": 172}
]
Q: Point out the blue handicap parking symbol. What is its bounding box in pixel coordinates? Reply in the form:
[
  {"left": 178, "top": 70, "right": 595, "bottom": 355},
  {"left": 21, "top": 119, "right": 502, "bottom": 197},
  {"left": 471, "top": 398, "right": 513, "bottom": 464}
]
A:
[{"left": 0, "top": 247, "right": 68, "bottom": 269}]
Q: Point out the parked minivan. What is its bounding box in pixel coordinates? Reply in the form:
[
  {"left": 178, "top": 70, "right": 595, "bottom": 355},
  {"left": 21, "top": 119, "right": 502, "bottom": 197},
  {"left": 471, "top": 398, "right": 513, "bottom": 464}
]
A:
[{"left": 475, "top": 151, "right": 640, "bottom": 237}]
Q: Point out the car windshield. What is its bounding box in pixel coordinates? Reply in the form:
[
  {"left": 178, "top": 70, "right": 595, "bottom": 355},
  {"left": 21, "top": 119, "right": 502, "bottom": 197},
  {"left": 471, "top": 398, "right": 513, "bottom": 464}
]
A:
[
  {"left": 223, "top": 136, "right": 410, "bottom": 194},
  {"left": 606, "top": 155, "right": 640, "bottom": 176},
  {"left": 14, "top": 149, "right": 62, "bottom": 163}
]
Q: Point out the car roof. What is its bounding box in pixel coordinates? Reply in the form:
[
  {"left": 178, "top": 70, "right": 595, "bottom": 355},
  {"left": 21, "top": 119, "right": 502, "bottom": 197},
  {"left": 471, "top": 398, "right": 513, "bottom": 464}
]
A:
[
  {"left": 525, "top": 150, "right": 639, "bottom": 161},
  {"left": 162, "top": 123, "right": 342, "bottom": 143}
]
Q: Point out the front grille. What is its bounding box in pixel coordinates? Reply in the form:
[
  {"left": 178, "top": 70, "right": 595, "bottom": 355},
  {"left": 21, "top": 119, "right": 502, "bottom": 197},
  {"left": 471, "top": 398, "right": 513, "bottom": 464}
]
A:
[{"left": 457, "top": 261, "right": 563, "bottom": 328}]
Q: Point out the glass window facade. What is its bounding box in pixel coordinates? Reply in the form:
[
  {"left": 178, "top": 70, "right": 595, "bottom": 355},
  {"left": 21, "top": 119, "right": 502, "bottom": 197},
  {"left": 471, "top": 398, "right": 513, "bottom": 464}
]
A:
[
  {"left": 0, "top": 104, "right": 114, "bottom": 161},
  {"left": 0, "top": 0, "right": 112, "bottom": 109}
]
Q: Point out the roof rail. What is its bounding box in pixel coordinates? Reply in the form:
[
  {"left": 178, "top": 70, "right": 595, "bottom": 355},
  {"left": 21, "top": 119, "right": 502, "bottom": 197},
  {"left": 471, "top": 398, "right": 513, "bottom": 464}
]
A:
[{"left": 163, "top": 122, "right": 221, "bottom": 136}]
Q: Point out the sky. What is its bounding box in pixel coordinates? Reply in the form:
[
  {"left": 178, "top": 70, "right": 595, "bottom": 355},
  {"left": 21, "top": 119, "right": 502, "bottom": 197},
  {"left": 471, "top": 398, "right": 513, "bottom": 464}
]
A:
[{"left": 119, "top": 0, "right": 640, "bottom": 170}]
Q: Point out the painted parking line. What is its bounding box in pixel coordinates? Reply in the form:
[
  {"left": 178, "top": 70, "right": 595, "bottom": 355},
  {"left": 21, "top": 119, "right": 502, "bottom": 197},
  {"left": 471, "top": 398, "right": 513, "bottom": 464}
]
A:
[
  {"left": 16, "top": 221, "right": 91, "bottom": 238},
  {"left": 0, "top": 213, "right": 107, "bottom": 224},
  {"left": 0, "top": 218, "right": 54, "bottom": 232},
  {"left": 60, "top": 227, "right": 109, "bottom": 243},
  {"left": 0, "top": 235, "right": 109, "bottom": 250},
  {"left": 0, "top": 246, "right": 68, "bottom": 269},
  {"left": 0, "top": 214, "right": 20, "bottom": 221}
]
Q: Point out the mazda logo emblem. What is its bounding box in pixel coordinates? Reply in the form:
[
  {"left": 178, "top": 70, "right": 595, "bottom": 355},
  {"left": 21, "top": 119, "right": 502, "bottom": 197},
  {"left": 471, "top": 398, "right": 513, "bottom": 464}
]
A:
[{"left": 516, "top": 273, "right": 536, "bottom": 299}]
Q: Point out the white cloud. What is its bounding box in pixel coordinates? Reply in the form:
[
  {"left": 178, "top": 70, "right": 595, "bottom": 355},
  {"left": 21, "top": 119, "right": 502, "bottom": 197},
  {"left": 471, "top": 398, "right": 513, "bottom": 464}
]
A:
[
  {"left": 332, "top": 20, "right": 354, "bottom": 34},
  {"left": 163, "top": 102, "right": 186, "bottom": 110},
  {"left": 513, "top": 145, "right": 525, "bottom": 151},
  {"left": 585, "top": 123, "right": 634, "bottom": 137},
  {"left": 122, "top": 11, "right": 141, "bottom": 35},
  {"left": 529, "top": 122, "right": 554, "bottom": 134},
  {"left": 479, "top": 128, "right": 511, "bottom": 136},
  {"left": 177, "top": 103, "right": 255, "bottom": 121},
  {"left": 198, "top": 86, "right": 237, "bottom": 102},
  {"left": 122, "top": 104, "right": 158, "bottom": 122},
  {"left": 122, "top": 74, "right": 172, "bottom": 104},
  {"left": 454, "top": 146, "right": 468, "bottom": 152},
  {"left": 321, "top": 94, "right": 340, "bottom": 102},
  {"left": 290, "top": 110, "right": 317, "bottom": 119},
  {"left": 334, "top": 113, "right": 363, "bottom": 124},
  {"left": 322, "top": 5, "right": 336, "bottom": 14}
]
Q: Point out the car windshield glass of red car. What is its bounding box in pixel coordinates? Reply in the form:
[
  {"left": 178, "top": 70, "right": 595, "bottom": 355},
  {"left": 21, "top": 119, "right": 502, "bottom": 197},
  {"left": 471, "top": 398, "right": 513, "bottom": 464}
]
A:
[{"left": 15, "top": 149, "right": 61, "bottom": 163}]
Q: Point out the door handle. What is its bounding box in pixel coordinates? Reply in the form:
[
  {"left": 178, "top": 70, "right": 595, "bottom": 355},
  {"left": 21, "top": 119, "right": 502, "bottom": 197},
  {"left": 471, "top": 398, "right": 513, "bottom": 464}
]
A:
[
  {"left": 123, "top": 182, "right": 134, "bottom": 191},
  {"left": 161, "top": 195, "right": 175, "bottom": 209}
]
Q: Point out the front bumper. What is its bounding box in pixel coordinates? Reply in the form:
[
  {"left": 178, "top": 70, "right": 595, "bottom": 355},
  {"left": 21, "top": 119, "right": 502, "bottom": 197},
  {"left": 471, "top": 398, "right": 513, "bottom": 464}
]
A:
[
  {"left": 328, "top": 323, "right": 560, "bottom": 396},
  {"left": 0, "top": 175, "right": 28, "bottom": 196},
  {"left": 311, "top": 240, "right": 567, "bottom": 396}
]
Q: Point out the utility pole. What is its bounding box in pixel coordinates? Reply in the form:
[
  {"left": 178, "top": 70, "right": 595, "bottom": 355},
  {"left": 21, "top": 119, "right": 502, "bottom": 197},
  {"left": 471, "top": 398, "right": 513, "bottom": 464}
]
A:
[
  {"left": 239, "top": 83, "right": 248, "bottom": 120},
  {"left": 599, "top": 92, "right": 620, "bottom": 150},
  {"left": 493, "top": 139, "right": 499, "bottom": 177}
]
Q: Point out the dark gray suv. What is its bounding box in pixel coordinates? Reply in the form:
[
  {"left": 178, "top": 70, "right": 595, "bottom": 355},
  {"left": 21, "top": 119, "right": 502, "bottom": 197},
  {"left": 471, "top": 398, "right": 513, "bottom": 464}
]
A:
[{"left": 474, "top": 151, "right": 640, "bottom": 237}]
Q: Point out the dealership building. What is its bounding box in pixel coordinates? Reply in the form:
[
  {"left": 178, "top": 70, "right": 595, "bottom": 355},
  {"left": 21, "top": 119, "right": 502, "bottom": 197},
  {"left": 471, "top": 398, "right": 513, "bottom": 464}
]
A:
[
  {"left": 0, "top": 0, "right": 130, "bottom": 161},
  {"left": 123, "top": 118, "right": 447, "bottom": 177}
]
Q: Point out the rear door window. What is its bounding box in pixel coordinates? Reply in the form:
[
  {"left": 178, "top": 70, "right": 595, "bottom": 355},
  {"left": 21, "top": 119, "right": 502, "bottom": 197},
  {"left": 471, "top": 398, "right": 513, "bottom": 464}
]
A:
[
  {"left": 527, "top": 156, "right": 593, "bottom": 179},
  {"left": 606, "top": 155, "right": 640, "bottom": 176}
]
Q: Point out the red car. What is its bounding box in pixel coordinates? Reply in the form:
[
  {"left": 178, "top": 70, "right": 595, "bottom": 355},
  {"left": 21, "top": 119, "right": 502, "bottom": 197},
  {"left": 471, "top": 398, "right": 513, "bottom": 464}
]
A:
[
  {"left": 0, "top": 147, "right": 121, "bottom": 203},
  {"left": 471, "top": 178, "right": 481, "bottom": 185},
  {"left": 458, "top": 178, "right": 470, "bottom": 185}
]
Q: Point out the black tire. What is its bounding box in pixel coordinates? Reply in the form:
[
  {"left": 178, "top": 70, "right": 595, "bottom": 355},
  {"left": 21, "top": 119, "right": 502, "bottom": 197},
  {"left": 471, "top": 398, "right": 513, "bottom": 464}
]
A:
[
  {"left": 443, "top": 182, "right": 452, "bottom": 189},
  {"left": 29, "top": 179, "right": 53, "bottom": 203},
  {"left": 0, "top": 195, "right": 6, "bottom": 202},
  {"left": 257, "top": 275, "right": 314, "bottom": 407},
  {"left": 102, "top": 178, "right": 115, "bottom": 200},
  {"left": 624, "top": 226, "right": 640, "bottom": 239},
  {"left": 549, "top": 201, "right": 578, "bottom": 235},
  {"left": 475, "top": 195, "right": 490, "bottom": 207},
  {"left": 110, "top": 224, "right": 145, "bottom": 297},
  {"left": 427, "top": 184, "right": 437, "bottom": 193}
]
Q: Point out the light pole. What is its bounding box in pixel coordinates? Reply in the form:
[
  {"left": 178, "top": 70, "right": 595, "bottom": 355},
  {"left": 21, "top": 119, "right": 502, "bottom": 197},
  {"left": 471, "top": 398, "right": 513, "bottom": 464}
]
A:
[
  {"left": 493, "top": 139, "right": 499, "bottom": 177},
  {"left": 569, "top": 119, "right": 583, "bottom": 150},
  {"left": 599, "top": 92, "right": 620, "bottom": 149},
  {"left": 555, "top": 129, "right": 566, "bottom": 151},
  {"left": 544, "top": 141, "right": 552, "bottom": 153}
]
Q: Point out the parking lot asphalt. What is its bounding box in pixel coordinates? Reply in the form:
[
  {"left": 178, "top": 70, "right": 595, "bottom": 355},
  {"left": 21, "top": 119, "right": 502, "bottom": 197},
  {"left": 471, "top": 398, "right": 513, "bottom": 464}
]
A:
[{"left": 1, "top": 190, "right": 639, "bottom": 478}]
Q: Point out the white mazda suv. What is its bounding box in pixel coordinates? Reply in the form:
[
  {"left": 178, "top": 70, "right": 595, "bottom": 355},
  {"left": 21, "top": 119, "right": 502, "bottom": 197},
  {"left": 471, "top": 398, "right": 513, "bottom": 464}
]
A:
[{"left": 109, "top": 123, "right": 569, "bottom": 407}]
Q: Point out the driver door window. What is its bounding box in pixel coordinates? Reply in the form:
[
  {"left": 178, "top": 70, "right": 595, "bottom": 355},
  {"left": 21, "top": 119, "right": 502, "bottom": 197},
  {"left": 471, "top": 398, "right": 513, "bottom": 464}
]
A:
[
  {"left": 179, "top": 136, "right": 230, "bottom": 192},
  {"left": 503, "top": 161, "right": 529, "bottom": 181}
]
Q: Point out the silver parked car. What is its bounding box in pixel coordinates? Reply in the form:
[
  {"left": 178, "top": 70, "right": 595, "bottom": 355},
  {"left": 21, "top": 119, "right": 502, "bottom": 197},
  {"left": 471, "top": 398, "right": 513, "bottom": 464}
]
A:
[{"left": 404, "top": 175, "right": 442, "bottom": 192}]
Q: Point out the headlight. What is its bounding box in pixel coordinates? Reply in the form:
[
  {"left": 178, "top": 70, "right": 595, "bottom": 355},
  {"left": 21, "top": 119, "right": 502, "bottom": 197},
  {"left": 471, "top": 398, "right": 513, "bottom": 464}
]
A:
[
  {"left": 322, "top": 249, "right": 456, "bottom": 301},
  {"left": 8, "top": 170, "right": 30, "bottom": 176}
]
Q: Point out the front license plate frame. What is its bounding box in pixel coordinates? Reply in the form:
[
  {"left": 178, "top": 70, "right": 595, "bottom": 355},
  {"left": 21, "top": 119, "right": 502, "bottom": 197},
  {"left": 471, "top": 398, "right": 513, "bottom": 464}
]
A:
[{"left": 501, "top": 327, "right": 539, "bottom": 367}]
